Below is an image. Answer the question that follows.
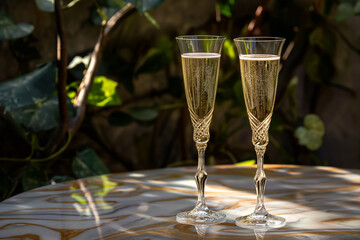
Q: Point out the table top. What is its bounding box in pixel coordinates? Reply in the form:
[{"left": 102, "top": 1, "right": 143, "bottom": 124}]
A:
[{"left": 0, "top": 164, "right": 359, "bottom": 239}]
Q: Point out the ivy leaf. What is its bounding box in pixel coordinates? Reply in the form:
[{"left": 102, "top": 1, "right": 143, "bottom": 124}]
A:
[
  {"left": 72, "top": 148, "right": 109, "bottom": 178},
  {"left": 0, "top": 63, "right": 56, "bottom": 113},
  {"left": 135, "top": 36, "right": 173, "bottom": 75},
  {"left": 22, "top": 162, "right": 48, "bottom": 191},
  {"left": 218, "top": 0, "right": 235, "bottom": 17},
  {"left": 295, "top": 114, "right": 325, "bottom": 151},
  {"left": 223, "top": 39, "right": 236, "bottom": 60},
  {"left": 124, "top": 0, "right": 164, "bottom": 13},
  {"left": 68, "top": 55, "right": 91, "bottom": 69},
  {"left": 128, "top": 105, "right": 159, "bottom": 121},
  {"left": 336, "top": 0, "right": 358, "bottom": 22},
  {"left": 309, "top": 27, "right": 335, "bottom": 54},
  {"left": 9, "top": 96, "right": 75, "bottom": 132},
  {"left": 87, "top": 76, "right": 122, "bottom": 107},
  {"left": 0, "top": 11, "right": 34, "bottom": 40},
  {"left": 35, "top": 0, "right": 55, "bottom": 12}
]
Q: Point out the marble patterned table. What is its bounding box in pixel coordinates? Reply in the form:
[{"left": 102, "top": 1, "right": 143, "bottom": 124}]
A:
[{"left": 0, "top": 165, "right": 359, "bottom": 239}]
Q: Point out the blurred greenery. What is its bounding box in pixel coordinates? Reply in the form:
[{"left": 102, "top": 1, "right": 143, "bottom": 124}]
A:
[{"left": 0, "top": 0, "right": 358, "bottom": 201}]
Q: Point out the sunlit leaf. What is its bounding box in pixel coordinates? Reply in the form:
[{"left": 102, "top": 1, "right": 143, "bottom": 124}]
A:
[
  {"left": 68, "top": 55, "right": 91, "bottom": 69},
  {"left": 72, "top": 148, "right": 109, "bottom": 178},
  {"left": 35, "top": 0, "right": 55, "bottom": 12},
  {"left": 128, "top": 105, "right": 158, "bottom": 121},
  {"left": 219, "top": 0, "right": 235, "bottom": 17},
  {"left": 223, "top": 39, "right": 236, "bottom": 60},
  {"left": 9, "top": 96, "right": 75, "bottom": 132},
  {"left": 87, "top": 76, "right": 122, "bottom": 107},
  {"left": 0, "top": 11, "right": 34, "bottom": 40},
  {"left": 0, "top": 63, "right": 56, "bottom": 113},
  {"left": 143, "top": 11, "right": 160, "bottom": 29},
  {"left": 124, "top": 0, "right": 164, "bottom": 13},
  {"left": 92, "top": 0, "right": 127, "bottom": 25},
  {"left": 235, "top": 159, "right": 256, "bottom": 165},
  {"left": 295, "top": 114, "right": 325, "bottom": 151},
  {"left": 22, "top": 162, "right": 48, "bottom": 191}
]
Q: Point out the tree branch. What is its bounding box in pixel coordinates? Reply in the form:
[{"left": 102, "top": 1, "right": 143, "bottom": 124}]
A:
[
  {"left": 70, "top": 3, "right": 136, "bottom": 134},
  {"left": 47, "top": 0, "right": 69, "bottom": 154}
]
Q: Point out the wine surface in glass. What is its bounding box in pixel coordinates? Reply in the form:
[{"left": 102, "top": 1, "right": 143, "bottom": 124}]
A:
[
  {"left": 182, "top": 53, "right": 220, "bottom": 143},
  {"left": 240, "top": 54, "right": 280, "bottom": 123}
]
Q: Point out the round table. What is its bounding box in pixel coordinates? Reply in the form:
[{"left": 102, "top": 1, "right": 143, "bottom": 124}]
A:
[{"left": 0, "top": 165, "right": 359, "bottom": 239}]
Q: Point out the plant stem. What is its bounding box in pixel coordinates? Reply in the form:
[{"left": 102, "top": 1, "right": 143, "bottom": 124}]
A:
[
  {"left": 70, "top": 3, "right": 136, "bottom": 134},
  {"left": 46, "top": 0, "right": 69, "bottom": 154}
]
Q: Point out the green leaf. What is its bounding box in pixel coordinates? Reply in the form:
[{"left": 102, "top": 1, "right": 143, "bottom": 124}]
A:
[
  {"left": 22, "top": 162, "right": 48, "bottom": 191},
  {"left": 72, "top": 148, "right": 109, "bottom": 178},
  {"left": 0, "top": 63, "right": 56, "bottom": 112},
  {"left": 223, "top": 39, "right": 236, "bottom": 60},
  {"left": 0, "top": 11, "right": 34, "bottom": 40},
  {"left": 336, "top": 1, "right": 357, "bottom": 22},
  {"left": 35, "top": 0, "right": 55, "bottom": 12},
  {"left": 143, "top": 11, "right": 160, "bottom": 29},
  {"left": 108, "top": 111, "right": 133, "bottom": 126},
  {"left": 92, "top": 0, "right": 127, "bottom": 25},
  {"left": 128, "top": 105, "right": 158, "bottom": 121},
  {"left": 135, "top": 35, "right": 173, "bottom": 74},
  {"left": 235, "top": 159, "right": 256, "bottom": 165},
  {"left": 295, "top": 114, "right": 325, "bottom": 151},
  {"left": 219, "top": 0, "right": 235, "bottom": 17},
  {"left": 9, "top": 95, "right": 75, "bottom": 132},
  {"left": 124, "top": 0, "right": 164, "bottom": 13},
  {"left": 87, "top": 76, "right": 122, "bottom": 107},
  {"left": 309, "top": 27, "right": 335, "bottom": 54},
  {"left": 68, "top": 55, "right": 91, "bottom": 69}
]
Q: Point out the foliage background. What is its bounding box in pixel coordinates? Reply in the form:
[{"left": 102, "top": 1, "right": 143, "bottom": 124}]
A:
[{"left": 0, "top": 0, "right": 359, "bottom": 201}]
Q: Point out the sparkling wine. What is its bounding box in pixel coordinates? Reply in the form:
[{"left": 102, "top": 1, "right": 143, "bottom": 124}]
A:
[
  {"left": 181, "top": 52, "right": 220, "bottom": 143},
  {"left": 240, "top": 54, "right": 280, "bottom": 122}
]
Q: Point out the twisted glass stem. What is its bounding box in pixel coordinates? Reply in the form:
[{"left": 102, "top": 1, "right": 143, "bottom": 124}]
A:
[{"left": 194, "top": 143, "right": 208, "bottom": 211}]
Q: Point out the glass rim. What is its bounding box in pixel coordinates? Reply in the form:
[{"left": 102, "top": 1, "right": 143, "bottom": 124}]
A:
[
  {"left": 233, "top": 36, "right": 285, "bottom": 42},
  {"left": 176, "top": 35, "right": 226, "bottom": 41}
]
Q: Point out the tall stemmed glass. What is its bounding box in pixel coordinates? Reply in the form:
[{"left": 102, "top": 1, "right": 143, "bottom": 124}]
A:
[
  {"left": 234, "top": 37, "right": 286, "bottom": 228},
  {"left": 176, "top": 35, "right": 226, "bottom": 224}
]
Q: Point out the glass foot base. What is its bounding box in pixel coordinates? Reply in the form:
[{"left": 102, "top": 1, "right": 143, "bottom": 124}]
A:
[
  {"left": 176, "top": 209, "right": 226, "bottom": 224},
  {"left": 235, "top": 212, "right": 286, "bottom": 229}
]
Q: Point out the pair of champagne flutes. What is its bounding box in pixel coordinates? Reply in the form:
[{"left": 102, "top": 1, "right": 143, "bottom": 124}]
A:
[{"left": 176, "top": 35, "right": 286, "bottom": 229}]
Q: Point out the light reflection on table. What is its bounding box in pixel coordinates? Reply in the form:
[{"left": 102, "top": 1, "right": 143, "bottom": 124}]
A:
[{"left": 0, "top": 165, "right": 359, "bottom": 239}]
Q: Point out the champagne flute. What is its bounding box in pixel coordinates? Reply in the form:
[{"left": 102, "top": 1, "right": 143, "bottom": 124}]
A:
[
  {"left": 176, "top": 35, "right": 226, "bottom": 224},
  {"left": 234, "top": 37, "right": 286, "bottom": 228}
]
